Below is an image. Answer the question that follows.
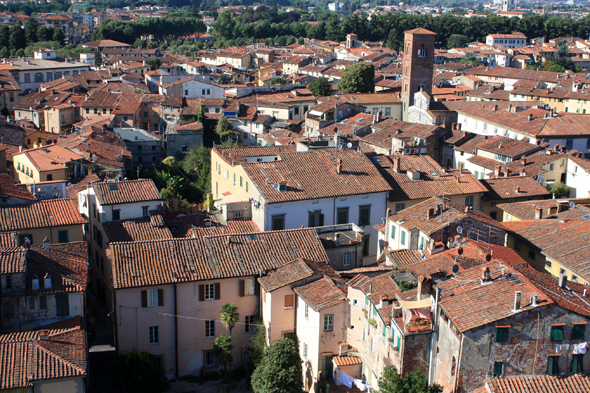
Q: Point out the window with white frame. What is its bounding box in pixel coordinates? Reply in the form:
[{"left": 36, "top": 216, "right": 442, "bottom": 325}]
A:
[
  {"left": 343, "top": 252, "right": 351, "bottom": 266},
  {"left": 324, "top": 314, "right": 334, "bottom": 331},
  {"left": 205, "top": 320, "right": 215, "bottom": 337},
  {"left": 205, "top": 283, "right": 215, "bottom": 300},
  {"left": 352, "top": 298, "right": 359, "bottom": 307},
  {"left": 305, "top": 304, "right": 309, "bottom": 319},
  {"left": 149, "top": 326, "right": 159, "bottom": 344},
  {"left": 147, "top": 289, "right": 159, "bottom": 307}
]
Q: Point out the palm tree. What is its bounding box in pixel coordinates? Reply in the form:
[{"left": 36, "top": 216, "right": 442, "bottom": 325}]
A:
[{"left": 220, "top": 303, "right": 240, "bottom": 337}]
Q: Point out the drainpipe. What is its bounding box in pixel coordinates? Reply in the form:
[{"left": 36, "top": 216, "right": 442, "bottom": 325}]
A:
[
  {"left": 453, "top": 333, "right": 465, "bottom": 393},
  {"left": 174, "top": 282, "right": 179, "bottom": 377}
]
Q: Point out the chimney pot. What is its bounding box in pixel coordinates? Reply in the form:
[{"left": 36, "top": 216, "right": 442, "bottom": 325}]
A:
[
  {"left": 535, "top": 207, "right": 543, "bottom": 220},
  {"left": 369, "top": 283, "right": 373, "bottom": 294},
  {"left": 334, "top": 233, "right": 340, "bottom": 247},
  {"left": 43, "top": 237, "right": 50, "bottom": 249},
  {"left": 393, "top": 156, "right": 401, "bottom": 173},
  {"left": 514, "top": 291, "right": 522, "bottom": 311},
  {"left": 531, "top": 294, "right": 538, "bottom": 307},
  {"left": 38, "top": 330, "right": 49, "bottom": 340}
]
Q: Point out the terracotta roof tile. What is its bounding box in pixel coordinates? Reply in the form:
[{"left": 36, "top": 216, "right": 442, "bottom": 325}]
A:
[
  {"left": 498, "top": 199, "right": 590, "bottom": 220},
  {"left": 0, "top": 198, "right": 85, "bottom": 232},
  {"left": 258, "top": 258, "right": 315, "bottom": 292},
  {"left": 481, "top": 176, "right": 551, "bottom": 200},
  {"left": 0, "top": 325, "right": 87, "bottom": 390},
  {"left": 111, "top": 228, "right": 329, "bottom": 289},
  {"left": 93, "top": 179, "right": 161, "bottom": 205},
  {"left": 17, "top": 145, "right": 84, "bottom": 172},
  {"left": 294, "top": 276, "right": 345, "bottom": 311},
  {"left": 438, "top": 261, "right": 552, "bottom": 332},
  {"left": 243, "top": 149, "right": 391, "bottom": 204},
  {"left": 487, "top": 373, "right": 590, "bottom": 392},
  {"left": 333, "top": 355, "right": 362, "bottom": 366}
]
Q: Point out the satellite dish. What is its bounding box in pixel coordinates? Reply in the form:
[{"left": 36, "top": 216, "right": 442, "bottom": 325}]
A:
[
  {"left": 403, "top": 309, "right": 413, "bottom": 324},
  {"left": 347, "top": 142, "right": 353, "bottom": 148},
  {"left": 486, "top": 254, "right": 492, "bottom": 262},
  {"left": 452, "top": 264, "right": 459, "bottom": 274},
  {"left": 273, "top": 183, "right": 279, "bottom": 189},
  {"left": 383, "top": 241, "right": 389, "bottom": 248},
  {"left": 457, "top": 226, "right": 463, "bottom": 234},
  {"left": 570, "top": 201, "right": 576, "bottom": 208},
  {"left": 458, "top": 247, "right": 464, "bottom": 255}
]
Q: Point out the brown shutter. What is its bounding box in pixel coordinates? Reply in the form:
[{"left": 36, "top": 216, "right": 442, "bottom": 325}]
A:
[
  {"left": 285, "top": 294, "right": 294, "bottom": 308},
  {"left": 141, "top": 290, "right": 147, "bottom": 308},
  {"left": 215, "top": 283, "right": 220, "bottom": 300},
  {"left": 255, "top": 281, "right": 260, "bottom": 296},
  {"left": 239, "top": 280, "right": 245, "bottom": 297},
  {"left": 158, "top": 289, "right": 164, "bottom": 306},
  {"left": 199, "top": 284, "right": 205, "bottom": 301}
]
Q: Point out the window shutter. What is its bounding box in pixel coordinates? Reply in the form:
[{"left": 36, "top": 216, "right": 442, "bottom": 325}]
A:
[
  {"left": 255, "top": 281, "right": 260, "bottom": 296},
  {"left": 285, "top": 294, "right": 294, "bottom": 308},
  {"left": 199, "top": 285, "right": 204, "bottom": 302},
  {"left": 319, "top": 214, "right": 324, "bottom": 226},
  {"left": 158, "top": 289, "right": 164, "bottom": 306},
  {"left": 141, "top": 290, "right": 147, "bottom": 308},
  {"left": 215, "top": 283, "right": 220, "bottom": 300},
  {"left": 239, "top": 280, "right": 245, "bottom": 297}
]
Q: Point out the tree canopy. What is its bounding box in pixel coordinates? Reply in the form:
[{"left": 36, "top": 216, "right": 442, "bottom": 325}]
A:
[
  {"left": 308, "top": 77, "right": 331, "bottom": 97},
  {"left": 251, "top": 337, "right": 302, "bottom": 393},
  {"left": 378, "top": 366, "right": 442, "bottom": 393},
  {"left": 115, "top": 349, "right": 170, "bottom": 393},
  {"left": 337, "top": 61, "right": 375, "bottom": 94}
]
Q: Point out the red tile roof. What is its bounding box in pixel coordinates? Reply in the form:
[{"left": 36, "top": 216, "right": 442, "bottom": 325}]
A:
[
  {"left": 498, "top": 198, "right": 590, "bottom": 220},
  {"left": 0, "top": 198, "right": 85, "bottom": 232},
  {"left": 93, "top": 179, "right": 161, "bottom": 205},
  {"left": 0, "top": 325, "right": 87, "bottom": 390},
  {"left": 487, "top": 373, "right": 590, "bottom": 393},
  {"left": 0, "top": 232, "right": 17, "bottom": 248},
  {"left": 258, "top": 258, "right": 315, "bottom": 292},
  {"left": 17, "top": 145, "right": 84, "bottom": 172},
  {"left": 481, "top": 176, "right": 551, "bottom": 200},
  {"left": 0, "top": 174, "right": 36, "bottom": 201},
  {"left": 293, "top": 276, "right": 345, "bottom": 311},
  {"left": 333, "top": 355, "right": 362, "bottom": 366},
  {"left": 243, "top": 149, "right": 391, "bottom": 204},
  {"left": 111, "top": 228, "right": 329, "bottom": 289},
  {"left": 438, "top": 261, "right": 552, "bottom": 332}
]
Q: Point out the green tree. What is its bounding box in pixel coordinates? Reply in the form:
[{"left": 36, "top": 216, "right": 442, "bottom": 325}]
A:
[
  {"left": 546, "top": 64, "right": 566, "bottom": 72},
  {"left": 547, "top": 183, "right": 571, "bottom": 198},
  {"left": 212, "top": 10, "right": 235, "bottom": 41},
  {"left": 213, "top": 334, "right": 234, "bottom": 374},
  {"left": 133, "top": 38, "right": 147, "bottom": 48},
  {"left": 216, "top": 116, "right": 236, "bottom": 142},
  {"left": 308, "top": 77, "right": 331, "bottom": 97},
  {"left": 447, "top": 34, "right": 469, "bottom": 49},
  {"left": 24, "top": 18, "right": 38, "bottom": 45},
  {"left": 269, "top": 77, "right": 286, "bottom": 85},
  {"left": 0, "top": 25, "right": 9, "bottom": 49},
  {"left": 52, "top": 26, "right": 64, "bottom": 46},
  {"left": 147, "top": 41, "right": 159, "bottom": 49},
  {"left": 147, "top": 58, "right": 162, "bottom": 71},
  {"left": 251, "top": 337, "right": 302, "bottom": 393},
  {"left": 0, "top": 47, "right": 9, "bottom": 58},
  {"left": 9, "top": 22, "right": 26, "bottom": 50},
  {"left": 180, "top": 145, "right": 210, "bottom": 199},
  {"left": 220, "top": 303, "right": 239, "bottom": 337},
  {"left": 115, "top": 349, "right": 170, "bottom": 393},
  {"left": 337, "top": 61, "right": 375, "bottom": 94},
  {"left": 378, "top": 366, "right": 442, "bottom": 393},
  {"left": 36, "top": 25, "right": 50, "bottom": 42}
]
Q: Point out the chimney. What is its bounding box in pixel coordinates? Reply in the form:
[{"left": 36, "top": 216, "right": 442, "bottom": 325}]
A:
[
  {"left": 43, "top": 237, "right": 50, "bottom": 249},
  {"left": 535, "top": 207, "right": 543, "bottom": 220},
  {"left": 386, "top": 208, "right": 391, "bottom": 217},
  {"left": 459, "top": 163, "right": 463, "bottom": 171},
  {"left": 559, "top": 275, "right": 567, "bottom": 288},
  {"left": 226, "top": 236, "right": 231, "bottom": 245},
  {"left": 38, "top": 330, "right": 49, "bottom": 340},
  {"left": 520, "top": 168, "right": 526, "bottom": 176},
  {"left": 393, "top": 156, "right": 401, "bottom": 173},
  {"left": 515, "top": 186, "right": 520, "bottom": 194},
  {"left": 435, "top": 286, "right": 442, "bottom": 303},
  {"left": 528, "top": 114, "right": 533, "bottom": 121},
  {"left": 495, "top": 164, "right": 501, "bottom": 178},
  {"left": 427, "top": 208, "right": 434, "bottom": 219},
  {"left": 514, "top": 291, "right": 522, "bottom": 311},
  {"left": 368, "top": 283, "right": 373, "bottom": 294},
  {"left": 521, "top": 157, "right": 527, "bottom": 167},
  {"left": 336, "top": 158, "right": 342, "bottom": 174},
  {"left": 531, "top": 294, "right": 538, "bottom": 307},
  {"left": 481, "top": 266, "right": 491, "bottom": 283},
  {"left": 452, "top": 123, "right": 457, "bottom": 130},
  {"left": 508, "top": 104, "right": 513, "bottom": 112},
  {"left": 334, "top": 233, "right": 340, "bottom": 247},
  {"left": 417, "top": 276, "right": 430, "bottom": 300}
]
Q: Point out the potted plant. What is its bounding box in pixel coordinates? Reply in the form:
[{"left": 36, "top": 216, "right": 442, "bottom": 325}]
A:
[{"left": 368, "top": 319, "right": 377, "bottom": 327}]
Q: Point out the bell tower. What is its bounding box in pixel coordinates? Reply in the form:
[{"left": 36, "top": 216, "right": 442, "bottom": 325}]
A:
[{"left": 401, "top": 27, "right": 436, "bottom": 121}]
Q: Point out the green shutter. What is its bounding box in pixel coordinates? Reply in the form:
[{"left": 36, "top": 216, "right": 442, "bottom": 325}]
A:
[
  {"left": 391, "top": 225, "right": 395, "bottom": 239},
  {"left": 401, "top": 231, "right": 406, "bottom": 245},
  {"left": 547, "top": 356, "right": 559, "bottom": 375},
  {"left": 495, "top": 327, "right": 508, "bottom": 342},
  {"left": 551, "top": 326, "right": 564, "bottom": 341},
  {"left": 365, "top": 297, "right": 369, "bottom": 308},
  {"left": 493, "top": 362, "right": 503, "bottom": 376},
  {"left": 572, "top": 324, "right": 585, "bottom": 340},
  {"left": 382, "top": 324, "right": 386, "bottom": 336},
  {"left": 572, "top": 354, "right": 583, "bottom": 374},
  {"left": 373, "top": 307, "right": 377, "bottom": 318},
  {"left": 55, "top": 293, "right": 70, "bottom": 318}
]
